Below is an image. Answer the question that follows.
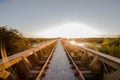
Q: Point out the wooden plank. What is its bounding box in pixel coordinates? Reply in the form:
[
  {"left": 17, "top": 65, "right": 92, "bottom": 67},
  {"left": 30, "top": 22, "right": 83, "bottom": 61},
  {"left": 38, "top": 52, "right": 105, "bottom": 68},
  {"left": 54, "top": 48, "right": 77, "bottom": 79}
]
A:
[
  {"left": 35, "top": 44, "right": 56, "bottom": 80},
  {"left": 0, "top": 40, "right": 56, "bottom": 71},
  {"left": 0, "top": 57, "right": 22, "bottom": 71},
  {"left": 104, "top": 70, "right": 120, "bottom": 80},
  {"left": 22, "top": 56, "right": 32, "bottom": 69},
  {"left": 89, "top": 55, "right": 98, "bottom": 68},
  {"left": 64, "top": 47, "right": 85, "bottom": 80},
  {"left": 80, "top": 52, "right": 91, "bottom": 68},
  {"left": 81, "top": 47, "right": 120, "bottom": 70},
  {"left": 0, "top": 70, "right": 10, "bottom": 79}
]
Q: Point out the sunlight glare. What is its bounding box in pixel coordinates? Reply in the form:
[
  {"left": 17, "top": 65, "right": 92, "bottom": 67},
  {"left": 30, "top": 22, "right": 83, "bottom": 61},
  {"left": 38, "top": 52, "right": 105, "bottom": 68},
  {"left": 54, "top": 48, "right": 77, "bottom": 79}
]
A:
[
  {"left": 69, "top": 41, "right": 76, "bottom": 45},
  {"left": 69, "top": 41, "right": 87, "bottom": 47},
  {"left": 37, "top": 22, "right": 101, "bottom": 38}
]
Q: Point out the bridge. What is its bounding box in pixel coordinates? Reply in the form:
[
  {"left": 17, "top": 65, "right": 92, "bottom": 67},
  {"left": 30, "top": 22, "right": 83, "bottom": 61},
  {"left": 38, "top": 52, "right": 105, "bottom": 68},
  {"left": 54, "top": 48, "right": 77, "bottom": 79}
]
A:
[{"left": 0, "top": 39, "right": 120, "bottom": 80}]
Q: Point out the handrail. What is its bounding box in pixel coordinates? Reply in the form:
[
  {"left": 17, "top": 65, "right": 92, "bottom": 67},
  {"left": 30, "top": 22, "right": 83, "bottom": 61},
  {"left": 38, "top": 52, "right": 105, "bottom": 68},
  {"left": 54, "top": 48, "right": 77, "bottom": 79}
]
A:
[
  {"left": 82, "top": 47, "right": 120, "bottom": 64},
  {"left": 0, "top": 40, "right": 56, "bottom": 71},
  {"left": 80, "top": 47, "right": 120, "bottom": 70}
]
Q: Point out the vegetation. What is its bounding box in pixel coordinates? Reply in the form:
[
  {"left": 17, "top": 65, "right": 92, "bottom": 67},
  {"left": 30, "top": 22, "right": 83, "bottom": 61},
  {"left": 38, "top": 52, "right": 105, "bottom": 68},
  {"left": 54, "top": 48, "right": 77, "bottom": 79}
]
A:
[
  {"left": 0, "top": 26, "right": 55, "bottom": 58},
  {"left": 0, "top": 26, "right": 31, "bottom": 58},
  {"left": 67, "top": 37, "right": 120, "bottom": 58},
  {"left": 27, "top": 38, "right": 56, "bottom": 44},
  {"left": 67, "top": 38, "right": 105, "bottom": 43},
  {"left": 1, "top": 26, "right": 119, "bottom": 59},
  {"left": 99, "top": 38, "right": 120, "bottom": 58}
]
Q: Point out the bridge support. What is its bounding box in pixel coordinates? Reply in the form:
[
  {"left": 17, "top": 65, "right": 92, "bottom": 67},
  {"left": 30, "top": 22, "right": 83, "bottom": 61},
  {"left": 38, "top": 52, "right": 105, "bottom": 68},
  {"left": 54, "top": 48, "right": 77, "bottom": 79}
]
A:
[
  {"left": 80, "top": 52, "right": 91, "bottom": 68},
  {"left": 0, "top": 70, "right": 10, "bottom": 79}
]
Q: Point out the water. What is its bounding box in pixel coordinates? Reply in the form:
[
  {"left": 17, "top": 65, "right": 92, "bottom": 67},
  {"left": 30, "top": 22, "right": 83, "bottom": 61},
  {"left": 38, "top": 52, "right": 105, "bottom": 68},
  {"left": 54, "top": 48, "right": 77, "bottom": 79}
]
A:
[{"left": 42, "top": 41, "right": 78, "bottom": 80}]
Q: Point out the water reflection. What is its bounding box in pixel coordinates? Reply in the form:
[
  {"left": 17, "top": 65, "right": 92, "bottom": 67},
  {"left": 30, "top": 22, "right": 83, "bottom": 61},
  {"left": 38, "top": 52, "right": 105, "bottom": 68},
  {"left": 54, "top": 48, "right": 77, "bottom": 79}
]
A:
[{"left": 69, "top": 41, "right": 88, "bottom": 47}]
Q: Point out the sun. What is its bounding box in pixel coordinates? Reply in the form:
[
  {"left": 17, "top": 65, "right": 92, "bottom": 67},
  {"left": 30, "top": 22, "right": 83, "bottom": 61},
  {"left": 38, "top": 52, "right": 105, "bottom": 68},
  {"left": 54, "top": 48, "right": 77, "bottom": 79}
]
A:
[{"left": 36, "top": 22, "right": 101, "bottom": 38}]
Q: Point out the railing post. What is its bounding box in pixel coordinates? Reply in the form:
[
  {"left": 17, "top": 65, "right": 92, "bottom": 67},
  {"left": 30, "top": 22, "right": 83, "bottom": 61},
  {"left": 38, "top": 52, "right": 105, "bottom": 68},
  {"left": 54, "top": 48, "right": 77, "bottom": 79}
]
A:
[
  {"left": 88, "top": 55, "right": 104, "bottom": 80},
  {"left": 27, "top": 51, "right": 40, "bottom": 68},
  {"left": 89, "top": 55, "right": 98, "bottom": 68},
  {"left": 80, "top": 51, "right": 90, "bottom": 68},
  {"left": 22, "top": 56, "right": 32, "bottom": 69},
  {"left": 0, "top": 70, "right": 10, "bottom": 79}
]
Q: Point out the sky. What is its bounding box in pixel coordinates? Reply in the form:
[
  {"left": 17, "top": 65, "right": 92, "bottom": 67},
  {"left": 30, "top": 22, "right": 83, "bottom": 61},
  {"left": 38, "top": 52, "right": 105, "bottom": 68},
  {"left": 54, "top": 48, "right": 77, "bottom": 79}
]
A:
[{"left": 0, "top": 0, "right": 120, "bottom": 38}]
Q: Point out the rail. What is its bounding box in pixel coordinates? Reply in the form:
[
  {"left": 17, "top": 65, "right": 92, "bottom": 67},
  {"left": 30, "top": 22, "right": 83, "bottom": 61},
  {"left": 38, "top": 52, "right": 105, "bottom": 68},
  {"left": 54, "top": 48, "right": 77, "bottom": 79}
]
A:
[
  {"left": 62, "top": 40, "right": 120, "bottom": 80},
  {"left": 0, "top": 40, "right": 57, "bottom": 79},
  {"left": 64, "top": 47, "right": 85, "bottom": 80},
  {"left": 36, "top": 44, "right": 56, "bottom": 80}
]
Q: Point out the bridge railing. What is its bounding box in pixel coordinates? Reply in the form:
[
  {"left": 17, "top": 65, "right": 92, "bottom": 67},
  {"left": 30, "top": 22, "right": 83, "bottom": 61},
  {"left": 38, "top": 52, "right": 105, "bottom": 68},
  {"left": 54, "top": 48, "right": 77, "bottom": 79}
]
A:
[
  {"left": 80, "top": 47, "right": 120, "bottom": 80},
  {"left": 81, "top": 47, "right": 120, "bottom": 70},
  {"left": 0, "top": 40, "right": 57, "bottom": 79},
  {"left": 62, "top": 40, "right": 120, "bottom": 80}
]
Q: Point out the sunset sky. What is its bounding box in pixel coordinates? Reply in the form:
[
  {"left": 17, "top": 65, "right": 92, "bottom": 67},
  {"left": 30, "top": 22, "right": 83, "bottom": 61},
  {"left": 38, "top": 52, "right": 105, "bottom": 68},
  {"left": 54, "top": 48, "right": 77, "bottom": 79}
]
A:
[{"left": 0, "top": 0, "right": 120, "bottom": 38}]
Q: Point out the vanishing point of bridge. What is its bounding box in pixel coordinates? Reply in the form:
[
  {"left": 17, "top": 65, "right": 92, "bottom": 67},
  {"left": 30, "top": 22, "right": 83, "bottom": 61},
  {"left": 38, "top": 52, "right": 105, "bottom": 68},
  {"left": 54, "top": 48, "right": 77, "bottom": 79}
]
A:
[{"left": 0, "top": 39, "right": 120, "bottom": 80}]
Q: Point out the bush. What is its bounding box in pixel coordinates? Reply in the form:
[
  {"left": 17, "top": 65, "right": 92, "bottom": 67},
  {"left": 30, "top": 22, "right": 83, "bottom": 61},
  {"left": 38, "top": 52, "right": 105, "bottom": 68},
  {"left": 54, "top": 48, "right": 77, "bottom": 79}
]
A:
[
  {"left": 0, "top": 26, "right": 31, "bottom": 58},
  {"left": 100, "top": 38, "right": 120, "bottom": 58}
]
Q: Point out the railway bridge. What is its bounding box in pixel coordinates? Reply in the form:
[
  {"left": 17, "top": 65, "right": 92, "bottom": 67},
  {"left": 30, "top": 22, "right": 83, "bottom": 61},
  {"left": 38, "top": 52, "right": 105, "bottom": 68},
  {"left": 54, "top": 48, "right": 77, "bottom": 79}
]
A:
[{"left": 0, "top": 39, "right": 120, "bottom": 80}]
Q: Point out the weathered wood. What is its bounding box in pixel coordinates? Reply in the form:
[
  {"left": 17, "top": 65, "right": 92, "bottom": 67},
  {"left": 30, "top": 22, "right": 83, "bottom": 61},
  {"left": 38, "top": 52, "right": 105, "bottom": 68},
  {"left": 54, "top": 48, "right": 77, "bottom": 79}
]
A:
[
  {"left": 0, "top": 57, "right": 22, "bottom": 71},
  {"left": 0, "top": 40, "right": 56, "bottom": 71},
  {"left": 0, "top": 40, "right": 57, "bottom": 79},
  {"left": 89, "top": 55, "right": 98, "bottom": 68},
  {"left": 80, "top": 52, "right": 91, "bottom": 68},
  {"left": 82, "top": 47, "right": 120, "bottom": 70},
  {"left": 64, "top": 47, "right": 85, "bottom": 80},
  {"left": 34, "top": 52, "right": 39, "bottom": 60},
  {"left": 63, "top": 40, "right": 120, "bottom": 80},
  {"left": 27, "top": 54, "right": 39, "bottom": 68},
  {"left": 35, "top": 44, "right": 56, "bottom": 80},
  {"left": 0, "top": 70, "right": 10, "bottom": 79},
  {"left": 17, "top": 60, "right": 31, "bottom": 73},
  {"left": 104, "top": 70, "right": 120, "bottom": 80},
  {"left": 22, "top": 56, "right": 32, "bottom": 69}
]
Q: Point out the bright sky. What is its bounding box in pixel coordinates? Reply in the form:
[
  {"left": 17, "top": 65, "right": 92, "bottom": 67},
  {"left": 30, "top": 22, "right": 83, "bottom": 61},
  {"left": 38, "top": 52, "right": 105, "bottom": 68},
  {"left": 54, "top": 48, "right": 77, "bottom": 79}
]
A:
[
  {"left": 0, "top": 0, "right": 120, "bottom": 38},
  {"left": 37, "top": 22, "right": 101, "bottom": 38}
]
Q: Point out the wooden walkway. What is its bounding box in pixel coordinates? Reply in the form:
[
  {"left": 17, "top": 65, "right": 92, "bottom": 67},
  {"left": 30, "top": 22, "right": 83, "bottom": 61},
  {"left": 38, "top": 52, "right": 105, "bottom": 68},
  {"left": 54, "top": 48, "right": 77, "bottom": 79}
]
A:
[{"left": 42, "top": 41, "right": 78, "bottom": 80}]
